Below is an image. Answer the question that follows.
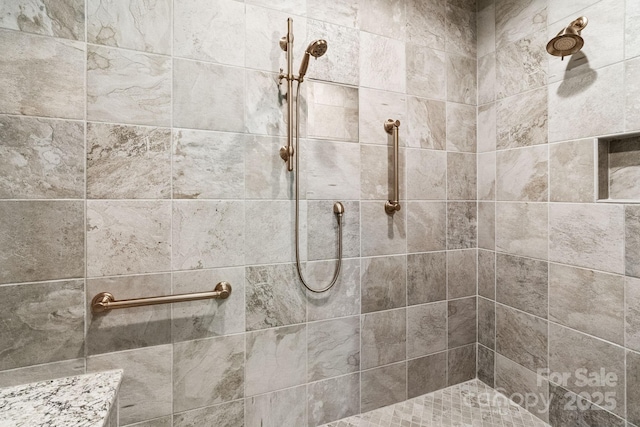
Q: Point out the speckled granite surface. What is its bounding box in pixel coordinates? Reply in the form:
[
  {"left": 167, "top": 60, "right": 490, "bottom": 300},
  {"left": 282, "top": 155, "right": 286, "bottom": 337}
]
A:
[{"left": 0, "top": 370, "right": 122, "bottom": 427}]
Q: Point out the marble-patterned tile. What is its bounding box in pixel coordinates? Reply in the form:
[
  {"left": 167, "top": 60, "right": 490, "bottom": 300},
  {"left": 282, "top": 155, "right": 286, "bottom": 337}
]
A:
[
  {"left": 360, "top": 32, "right": 405, "bottom": 93},
  {"left": 88, "top": 0, "right": 171, "bottom": 54},
  {"left": 0, "top": 30, "right": 84, "bottom": 119},
  {"left": 478, "top": 297, "right": 495, "bottom": 349},
  {"left": 496, "top": 202, "right": 548, "bottom": 260},
  {"left": 497, "top": 146, "right": 548, "bottom": 201},
  {"left": 173, "top": 335, "right": 244, "bottom": 412},
  {"left": 87, "top": 274, "right": 171, "bottom": 355},
  {"left": 306, "top": 200, "right": 360, "bottom": 261},
  {"left": 627, "top": 206, "right": 640, "bottom": 278},
  {"left": 478, "top": 249, "right": 496, "bottom": 300},
  {"left": 244, "top": 70, "right": 287, "bottom": 137},
  {"left": 245, "top": 263, "right": 306, "bottom": 331},
  {"left": 407, "top": 302, "right": 447, "bottom": 359},
  {"left": 172, "top": 267, "right": 245, "bottom": 342},
  {"left": 359, "top": 88, "right": 407, "bottom": 146},
  {"left": 477, "top": 0, "right": 495, "bottom": 57},
  {"left": 407, "top": 97, "right": 446, "bottom": 150},
  {"left": 87, "top": 45, "right": 170, "bottom": 126},
  {"left": 406, "top": 149, "right": 446, "bottom": 200},
  {"left": 626, "top": 58, "right": 640, "bottom": 131},
  {"left": 172, "top": 200, "right": 244, "bottom": 270},
  {"left": 306, "top": 82, "right": 358, "bottom": 143},
  {"left": 609, "top": 137, "right": 640, "bottom": 200},
  {"left": 497, "top": 87, "right": 547, "bottom": 149},
  {"left": 173, "top": 0, "right": 243, "bottom": 65},
  {"left": 627, "top": 277, "right": 640, "bottom": 352},
  {"left": 496, "top": 29, "right": 548, "bottom": 99},
  {"left": 308, "top": 316, "right": 360, "bottom": 381},
  {"left": 245, "top": 201, "right": 294, "bottom": 265},
  {"left": 407, "top": 252, "right": 446, "bottom": 305},
  {"left": 87, "top": 123, "right": 171, "bottom": 199},
  {"left": 87, "top": 345, "right": 172, "bottom": 426},
  {"left": 0, "top": 359, "right": 84, "bottom": 388},
  {"left": 477, "top": 345, "right": 495, "bottom": 387},
  {"left": 244, "top": 135, "right": 293, "bottom": 200},
  {"left": 360, "top": 362, "right": 407, "bottom": 413},
  {"left": 549, "top": 383, "right": 625, "bottom": 427},
  {"left": 495, "top": 353, "right": 549, "bottom": 421},
  {"left": 478, "top": 202, "right": 496, "bottom": 250},
  {"left": 0, "top": 0, "right": 84, "bottom": 40},
  {"left": 307, "top": 0, "right": 358, "bottom": 28},
  {"left": 448, "top": 344, "right": 476, "bottom": 386},
  {"left": 445, "top": 3, "right": 476, "bottom": 58},
  {"left": 406, "top": 202, "right": 446, "bottom": 253},
  {"left": 87, "top": 201, "right": 171, "bottom": 277},
  {"left": 359, "top": 0, "right": 405, "bottom": 41},
  {"left": 407, "top": 352, "right": 447, "bottom": 398},
  {"left": 173, "top": 401, "right": 244, "bottom": 427},
  {"left": 496, "top": 304, "right": 547, "bottom": 371},
  {"left": 361, "top": 201, "right": 406, "bottom": 257},
  {"left": 447, "top": 201, "right": 477, "bottom": 250},
  {"left": 446, "top": 103, "right": 476, "bottom": 153},
  {"left": 245, "top": 0, "right": 306, "bottom": 16},
  {"left": 0, "top": 201, "right": 84, "bottom": 284},
  {"left": 361, "top": 308, "right": 406, "bottom": 370},
  {"left": 0, "top": 116, "right": 84, "bottom": 199},
  {"left": 407, "top": 0, "right": 445, "bottom": 50},
  {"left": 447, "top": 152, "right": 476, "bottom": 200},
  {"left": 360, "top": 144, "right": 406, "bottom": 200},
  {"left": 0, "top": 280, "right": 84, "bottom": 371},
  {"left": 549, "top": 323, "right": 626, "bottom": 417},
  {"left": 406, "top": 44, "right": 446, "bottom": 100},
  {"left": 628, "top": 350, "right": 640, "bottom": 426},
  {"left": 447, "top": 53, "right": 476, "bottom": 105},
  {"left": 628, "top": 1, "right": 640, "bottom": 60},
  {"left": 548, "top": 63, "right": 624, "bottom": 143},
  {"left": 478, "top": 53, "right": 496, "bottom": 105},
  {"left": 173, "top": 59, "right": 244, "bottom": 132},
  {"left": 549, "top": 138, "right": 595, "bottom": 202},
  {"left": 495, "top": 0, "right": 547, "bottom": 49},
  {"left": 172, "top": 129, "right": 244, "bottom": 200},
  {"left": 361, "top": 255, "right": 406, "bottom": 313},
  {"left": 547, "top": 0, "right": 600, "bottom": 24},
  {"left": 447, "top": 250, "right": 476, "bottom": 299},
  {"left": 306, "top": 258, "right": 361, "bottom": 322},
  {"left": 477, "top": 102, "right": 497, "bottom": 152},
  {"left": 245, "top": 324, "right": 306, "bottom": 396},
  {"left": 549, "top": 203, "right": 624, "bottom": 274},
  {"left": 308, "top": 374, "right": 359, "bottom": 427},
  {"left": 448, "top": 297, "right": 477, "bottom": 348},
  {"left": 304, "top": 140, "right": 360, "bottom": 200},
  {"left": 245, "top": 385, "right": 307, "bottom": 427},
  {"left": 306, "top": 19, "right": 360, "bottom": 86},
  {"left": 478, "top": 152, "right": 495, "bottom": 201},
  {"left": 549, "top": 263, "right": 623, "bottom": 345},
  {"left": 496, "top": 253, "right": 548, "bottom": 318}
]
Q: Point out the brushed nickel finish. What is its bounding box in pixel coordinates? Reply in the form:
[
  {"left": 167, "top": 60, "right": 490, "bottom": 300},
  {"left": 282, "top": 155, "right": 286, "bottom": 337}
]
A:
[
  {"left": 279, "top": 18, "right": 295, "bottom": 172},
  {"left": 91, "top": 282, "right": 232, "bottom": 314},
  {"left": 385, "top": 119, "right": 401, "bottom": 215},
  {"left": 547, "top": 16, "right": 588, "bottom": 60}
]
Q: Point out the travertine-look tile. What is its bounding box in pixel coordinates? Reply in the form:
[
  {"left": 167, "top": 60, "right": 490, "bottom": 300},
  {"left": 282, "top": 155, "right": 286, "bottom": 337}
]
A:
[
  {"left": 244, "top": 135, "right": 293, "bottom": 200},
  {"left": 359, "top": 88, "right": 407, "bottom": 146},
  {"left": 0, "top": 116, "right": 84, "bottom": 199},
  {"left": 549, "top": 203, "right": 624, "bottom": 274},
  {"left": 0, "top": 30, "right": 84, "bottom": 119},
  {"left": 447, "top": 53, "right": 477, "bottom": 105},
  {"left": 445, "top": 3, "right": 476, "bottom": 58},
  {"left": 360, "top": 32, "right": 405, "bottom": 93},
  {"left": 173, "top": 59, "right": 244, "bottom": 132},
  {"left": 0, "top": 280, "right": 84, "bottom": 371},
  {"left": 497, "top": 146, "right": 548, "bottom": 201},
  {"left": 361, "top": 201, "right": 406, "bottom": 257},
  {"left": 478, "top": 249, "right": 496, "bottom": 300},
  {"left": 0, "top": 359, "right": 84, "bottom": 388},
  {"left": 627, "top": 206, "right": 640, "bottom": 278},
  {"left": 549, "top": 139, "right": 594, "bottom": 202},
  {"left": 360, "top": 144, "right": 406, "bottom": 200},
  {"left": 307, "top": 258, "right": 361, "bottom": 322},
  {"left": 306, "top": 82, "right": 359, "bottom": 143},
  {"left": 478, "top": 297, "right": 495, "bottom": 349},
  {"left": 359, "top": 0, "right": 405, "bottom": 40},
  {"left": 87, "top": 274, "right": 171, "bottom": 355},
  {"left": 497, "top": 88, "right": 547, "bottom": 149},
  {"left": 549, "top": 383, "right": 625, "bottom": 427},
  {"left": 447, "top": 152, "right": 476, "bottom": 200},
  {"left": 478, "top": 152, "right": 496, "bottom": 201},
  {"left": 88, "top": 0, "right": 171, "bottom": 54},
  {"left": 245, "top": 385, "right": 306, "bottom": 427},
  {"left": 628, "top": 350, "right": 640, "bottom": 426},
  {"left": 447, "top": 202, "right": 477, "bottom": 250},
  {"left": 173, "top": 335, "right": 244, "bottom": 412},
  {"left": 244, "top": 70, "right": 288, "bottom": 137},
  {"left": 626, "top": 277, "right": 640, "bottom": 352},
  {"left": 361, "top": 309, "right": 406, "bottom": 370},
  {"left": 496, "top": 202, "right": 548, "bottom": 260},
  {"left": 406, "top": 149, "right": 446, "bottom": 200},
  {"left": 495, "top": 0, "right": 546, "bottom": 49},
  {"left": 478, "top": 53, "right": 496, "bottom": 105},
  {"left": 87, "top": 345, "right": 172, "bottom": 426},
  {"left": 550, "top": 263, "right": 624, "bottom": 345},
  {"left": 308, "top": 374, "right": 359, "bottom": 427},
  {"left": 87, "top": 123, "right": 171, "bottom": 199},
  {"left": 304, "top": 140, "right": 360, "bottom": 200},
  {"left": 174, "top": 401, "right": 244, "bottom": 427},
  {"left": 448, "top": 297, "right": 477, "bottom": 348},
  {"left": 448, "top": 344, "right": 476, "bottom": 385},
  {"left": 87, "top": 45, "right": 170, "bottom": 126},
  {"left": 495, "top": 353, "right": 549, "bottom": 421},
  {"left": 406, "top": 97, "right": 445, "bottom": 150},
  {"left": 0, "top": 0, "right": 85, "bottom": 40},
  {"left": 477, "top": 345, "right": 495, "bottom": 387},
  {"left": 407, "top": 302, "right": 447, "bottom": 359},
  {"left": 306, "top": 19, "right": 360, "bottom": 86},
  {"left": 407, "top": 252, "right": 447, "bottom": 305},
  {"left": 406, "top": 0, "right": 445, "bottom": 50},
  {"left": 609, "top": 137, "right": 640, "bottom": 200},
  {"left": 245, "top": 324, "right": 306, "bottom": 396},
  {"left": 360, "top": 362, "right": 407, "bottom": 413},
  {"left": 496, "top": 30, "right": 547, "bottom": 99},
  {"left": 496, "top": 304, "right": 547, "bottom": 371},
  {"left": 361, "top": 255, "right": 406, "bottom": 313},
  {"left": 477, "top": 102, "right": 497, "bottom": 153},
  {"left": 406, "top": 44, "right": 446, "bottom": 100},
  {"left": 244, "top": 201, "right": 293, "bottom": 265},
  {"left": 478, "top": 202, "right": 496, "bottom": 250},
  {"left": 172, "top": 129, "right": 244, "bottom": 200},
  {"left": 408, "top": 352, "right": 447, "bottom": 398},
  {"left": 172, "top": 200, "right": 244, "bottom": 270},
  {"left": 0, "top": 201, "right": 84, "bottom": 284},
  {"left": 447, "top": 250, "right": 476, "bottom": 299},
  {"left": 406, "top": 202, "right": 446, "bottom": 253},
  {"left": 87, "top": 201, "right": 171, "bottom": 277},
  {"left": 308, "top": 316, "right": 360, "bottom": 381},
  {"left": 496, "top": 253, "right": 548, "bottom": 318},
  {"left": 307, "top": 0, "right": 358, "bottom": 28},
  {"left": 447, "top": 103, "right": 476, "bottom": 153},
  {"left": 627, "top": 58, "right": 640, "bottom": 131},
  {"left": 628, "top": 1, "right": 640, "bottom": 60},
  {"left": 307, "top": 201, "right": 360, "bottom": 261}
]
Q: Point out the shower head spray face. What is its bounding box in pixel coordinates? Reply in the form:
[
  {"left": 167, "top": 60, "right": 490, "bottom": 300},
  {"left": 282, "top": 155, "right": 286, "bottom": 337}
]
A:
[
  {"left": 298, "top": 39, "right": 328, "bottom": 82},
  {"left": 547, "top": 16, "right": 588, "bottom": 60}
]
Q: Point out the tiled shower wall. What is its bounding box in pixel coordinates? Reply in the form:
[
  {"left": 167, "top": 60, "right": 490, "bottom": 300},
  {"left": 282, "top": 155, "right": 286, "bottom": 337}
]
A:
[
  {"left": 476, "top": 0, "right": 640, "bottom": 426},
  {"left": 0, "top": 0, "right": 478, "bottom": 426}
]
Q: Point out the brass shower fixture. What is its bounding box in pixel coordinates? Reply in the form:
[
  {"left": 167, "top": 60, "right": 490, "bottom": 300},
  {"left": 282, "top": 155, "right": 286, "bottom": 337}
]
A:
[{"left": 547, "top": 16, "right": 588, "bottom": 60}]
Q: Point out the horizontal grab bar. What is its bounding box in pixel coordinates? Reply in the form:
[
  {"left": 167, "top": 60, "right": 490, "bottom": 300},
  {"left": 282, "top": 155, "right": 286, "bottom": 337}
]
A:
[{"left": 91, "top": 281, "right": 232, "bottom": 314}]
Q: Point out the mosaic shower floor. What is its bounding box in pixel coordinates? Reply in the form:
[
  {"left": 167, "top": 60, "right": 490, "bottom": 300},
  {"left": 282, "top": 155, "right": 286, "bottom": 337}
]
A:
[{"left": 321, "top": 380, "right": 550, "bottom": 427}]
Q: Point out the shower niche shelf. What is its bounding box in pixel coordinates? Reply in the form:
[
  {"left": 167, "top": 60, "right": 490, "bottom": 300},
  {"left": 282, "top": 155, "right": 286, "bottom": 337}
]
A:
[{"left": 597, "top": 132, "right": 640, "bottom": 203}]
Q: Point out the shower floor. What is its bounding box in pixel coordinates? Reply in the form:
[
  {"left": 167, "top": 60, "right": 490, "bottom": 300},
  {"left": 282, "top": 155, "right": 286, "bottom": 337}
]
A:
[{"left": 320, "top": 379, "right": 550, "bottom": 427}]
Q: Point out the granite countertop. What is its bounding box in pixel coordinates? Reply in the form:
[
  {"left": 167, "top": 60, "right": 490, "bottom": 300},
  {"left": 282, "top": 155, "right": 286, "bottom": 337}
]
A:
[{"left": 0, "top": 370, "right": 122, "bottom": 427}]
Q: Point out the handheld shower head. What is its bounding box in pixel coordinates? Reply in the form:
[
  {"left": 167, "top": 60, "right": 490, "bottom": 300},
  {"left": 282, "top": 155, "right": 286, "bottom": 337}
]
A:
[
  {"left": 547, "top": 16, "right": 588, "bottom": 60},
  {"left": 298, "top": 39, "right": 328, "bottom": 82}
]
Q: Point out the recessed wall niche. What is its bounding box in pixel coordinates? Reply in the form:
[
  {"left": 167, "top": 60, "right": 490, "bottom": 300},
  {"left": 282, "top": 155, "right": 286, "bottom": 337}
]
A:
[{"left": 597, "top": 132, "right": 640, "bottom": 202}]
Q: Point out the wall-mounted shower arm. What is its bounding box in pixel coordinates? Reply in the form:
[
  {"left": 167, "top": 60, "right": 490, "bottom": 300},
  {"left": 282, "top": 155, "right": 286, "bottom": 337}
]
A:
[{"left": 385, "top": 119, "right": 401, "bottom": 215}]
